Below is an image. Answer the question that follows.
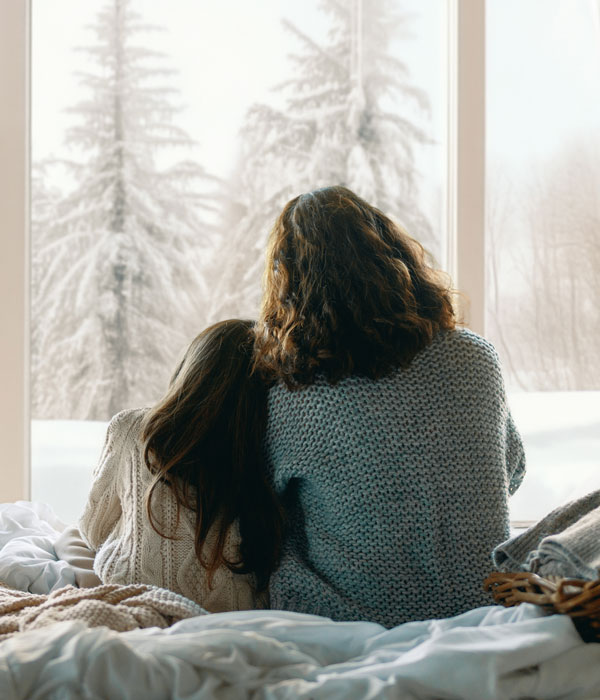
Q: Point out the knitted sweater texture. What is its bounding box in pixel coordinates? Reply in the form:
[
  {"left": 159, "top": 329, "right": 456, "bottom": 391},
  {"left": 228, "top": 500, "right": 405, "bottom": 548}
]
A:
[
  {"left": 264, "top": 329, "right": 526, "bottom": 628},
  {"left": 79, "top": 408, "right": 262, "bottom": 612}
]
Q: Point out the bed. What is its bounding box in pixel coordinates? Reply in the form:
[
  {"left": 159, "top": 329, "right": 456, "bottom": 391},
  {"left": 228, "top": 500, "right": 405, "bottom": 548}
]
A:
[{"left": 1, "top": 502, "right": 599, "bottom": 700}]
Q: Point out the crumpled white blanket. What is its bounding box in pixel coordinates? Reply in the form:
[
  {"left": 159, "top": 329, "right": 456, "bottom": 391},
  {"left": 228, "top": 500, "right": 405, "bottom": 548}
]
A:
[
  {"left": 0, "top": 501, "right": 75, "bottom": 593},
  {"left": 1, "top": 603, "right": 599, "bottom": 699},
  {"left": 1, "top": 502, "right": 600, "bottom": 699}
]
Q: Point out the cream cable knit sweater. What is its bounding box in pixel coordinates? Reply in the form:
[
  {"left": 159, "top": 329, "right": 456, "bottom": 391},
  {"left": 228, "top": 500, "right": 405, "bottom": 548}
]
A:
[{"left": 79, "top": 408, "right": 262, "bottom": 612}]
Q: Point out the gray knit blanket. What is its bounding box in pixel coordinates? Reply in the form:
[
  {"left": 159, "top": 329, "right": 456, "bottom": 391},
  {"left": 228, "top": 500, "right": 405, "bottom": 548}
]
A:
[{"left": 493, "top": 490, "right": 600, "bottom": 579}]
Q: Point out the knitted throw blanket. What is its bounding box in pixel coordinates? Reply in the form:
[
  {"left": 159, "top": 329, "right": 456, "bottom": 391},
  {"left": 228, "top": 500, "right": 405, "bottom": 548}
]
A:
[
  {"left": 493, "top": 489, "right": 600, "bottom": 579},
  {"left": 0, "top": 583, "right": 207, "bottom": 640}
]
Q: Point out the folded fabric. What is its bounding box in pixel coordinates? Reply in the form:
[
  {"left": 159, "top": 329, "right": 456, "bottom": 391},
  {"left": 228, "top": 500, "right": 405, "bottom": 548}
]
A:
[
  {"left": 493, "top": 489, "right": 600, "bottom": 579},
  {"left": 0, "top": 582, "right": 207, "bottom": 640}
]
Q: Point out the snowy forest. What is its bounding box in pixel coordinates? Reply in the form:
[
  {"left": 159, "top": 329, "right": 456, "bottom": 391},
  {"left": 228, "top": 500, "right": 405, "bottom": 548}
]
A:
[
  {"left": 31, "top": 0, "right": 435, "bottom": 420},
  {"left": 484, "top": 0, "right": 600, "bottom": 392},
  {"left": 31, "top": 0, "right": 600, "bottom": 422},
  {"left": 486, "top": 141, "right": 600, "bottom": 391}
]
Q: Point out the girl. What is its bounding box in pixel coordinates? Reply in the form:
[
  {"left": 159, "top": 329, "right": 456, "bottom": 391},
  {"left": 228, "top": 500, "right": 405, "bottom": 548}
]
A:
[
  {"left": 254, "top": 186, "right": 526, "bottom": 628},
  {"left": 77, "top": 319, "right": 284, "bottom": 611}
]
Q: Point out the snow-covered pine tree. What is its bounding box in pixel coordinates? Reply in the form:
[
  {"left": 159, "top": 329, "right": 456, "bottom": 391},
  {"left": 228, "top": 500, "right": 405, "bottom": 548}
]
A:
[
  {"left": 32, "top": 0, "right": 215, "bottom": 420},
  {"left": 209, "top": 0, "right": 433, "bottom": 321}
]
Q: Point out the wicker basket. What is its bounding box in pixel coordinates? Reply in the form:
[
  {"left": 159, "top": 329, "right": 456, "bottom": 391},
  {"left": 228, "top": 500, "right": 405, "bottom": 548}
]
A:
[{"left": 484, "top": 571, "right": 600, "bottom": 642}]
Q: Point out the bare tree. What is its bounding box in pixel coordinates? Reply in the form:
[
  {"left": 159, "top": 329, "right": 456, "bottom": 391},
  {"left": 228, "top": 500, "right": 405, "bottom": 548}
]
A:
[
  {"left": 491, "top": 140, "right": 600, "bottom": 390},
  {"left": 485, "top": 165, "right": 529, "bottom": 390}
]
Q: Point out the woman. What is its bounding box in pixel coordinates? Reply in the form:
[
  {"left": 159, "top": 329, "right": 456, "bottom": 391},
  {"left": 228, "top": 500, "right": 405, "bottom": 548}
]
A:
[
  {"left": 78, "top": 319, "right": 284, "bottom": 611},
  {"left": 253, "top": 186, "right": 525, "bottom": 628}
]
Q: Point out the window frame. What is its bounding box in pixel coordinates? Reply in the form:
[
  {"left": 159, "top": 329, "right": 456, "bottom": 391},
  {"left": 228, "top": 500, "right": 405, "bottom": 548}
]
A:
[
  {"left": 446, "top": 0, "right": 486, "bottom": 334},
  {"left": 0, "top": 0, "right": 485, "bottom": 501},
  {"left": 0, "top": 0, "right": 30, "bottom": 502}
]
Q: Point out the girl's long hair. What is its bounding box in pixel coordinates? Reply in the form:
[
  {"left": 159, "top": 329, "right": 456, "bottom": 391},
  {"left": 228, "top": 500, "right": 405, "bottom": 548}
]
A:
[
  {"left": 254, "top": 186, "right": 456, "bottom": 388},
  {"left": 141, "top": 319, "right": 284, "bottom": 592}
]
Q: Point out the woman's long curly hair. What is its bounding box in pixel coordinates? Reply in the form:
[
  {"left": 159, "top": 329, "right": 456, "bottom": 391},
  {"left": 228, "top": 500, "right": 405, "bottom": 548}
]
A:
[
  {"left": 141, "top": 319, "right": 284, "bottom": 593},
  {"left": 254, "top": 186, "right": 456, "bottom": 388}
]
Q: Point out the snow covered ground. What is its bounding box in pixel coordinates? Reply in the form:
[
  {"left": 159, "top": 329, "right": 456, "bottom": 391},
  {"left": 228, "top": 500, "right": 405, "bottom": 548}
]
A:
[
  {"left": 31, "top": 419, "right": 108, "bottom": 524},
  {"left": 31, "top": 392, "right": 600, "bottom": 526},
  {"left": 508, "top": 391, "right": 600, "bottom": 522}
]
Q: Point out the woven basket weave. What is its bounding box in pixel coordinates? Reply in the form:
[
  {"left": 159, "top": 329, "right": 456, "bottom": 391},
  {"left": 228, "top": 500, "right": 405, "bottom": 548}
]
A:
[{"left": 484, "top": 571, "right": 600, "bottom": 642}]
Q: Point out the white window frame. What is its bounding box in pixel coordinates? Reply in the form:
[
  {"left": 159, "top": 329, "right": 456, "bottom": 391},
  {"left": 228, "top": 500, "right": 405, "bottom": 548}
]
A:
[
  {"left": 446, "top": 0, "right": 485, "bottom": 334},
  {"left": 0, "top": 0, "right": 485, "bottom": 501},
  {"left": 0, "top": 0, "right": 30, "bottom": 502}
]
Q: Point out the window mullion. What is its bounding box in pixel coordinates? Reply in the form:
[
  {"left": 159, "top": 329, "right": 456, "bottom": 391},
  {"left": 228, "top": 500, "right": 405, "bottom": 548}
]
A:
[{"left": 447, "top": 0, "right": 486, "bottom": 335}]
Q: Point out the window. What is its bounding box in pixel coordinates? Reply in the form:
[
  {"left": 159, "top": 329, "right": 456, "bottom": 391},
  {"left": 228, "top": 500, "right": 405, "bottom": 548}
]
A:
[
  {"left": 7, "top": 2, "right": 592, "bottom": 528},
  {"left": 29, "top": 0, "right": 449, "bottom": 522},
  {"left": 486, "top": 0, "right": 600, "bottom": 523}
]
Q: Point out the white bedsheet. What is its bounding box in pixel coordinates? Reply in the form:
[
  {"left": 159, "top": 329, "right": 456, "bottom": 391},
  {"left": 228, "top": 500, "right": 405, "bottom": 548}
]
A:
[
  {"left": 0, "top": 501, "right": 75, "bottom": 593},
  {"left": 1, "top": 502, "right": 599, "bottom": 700}
]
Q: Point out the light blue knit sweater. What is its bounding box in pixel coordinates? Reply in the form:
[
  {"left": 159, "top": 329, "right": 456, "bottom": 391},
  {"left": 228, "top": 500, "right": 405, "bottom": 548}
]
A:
[{"left": 264, "top": 329, "right": 525, "bottom": 628}]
